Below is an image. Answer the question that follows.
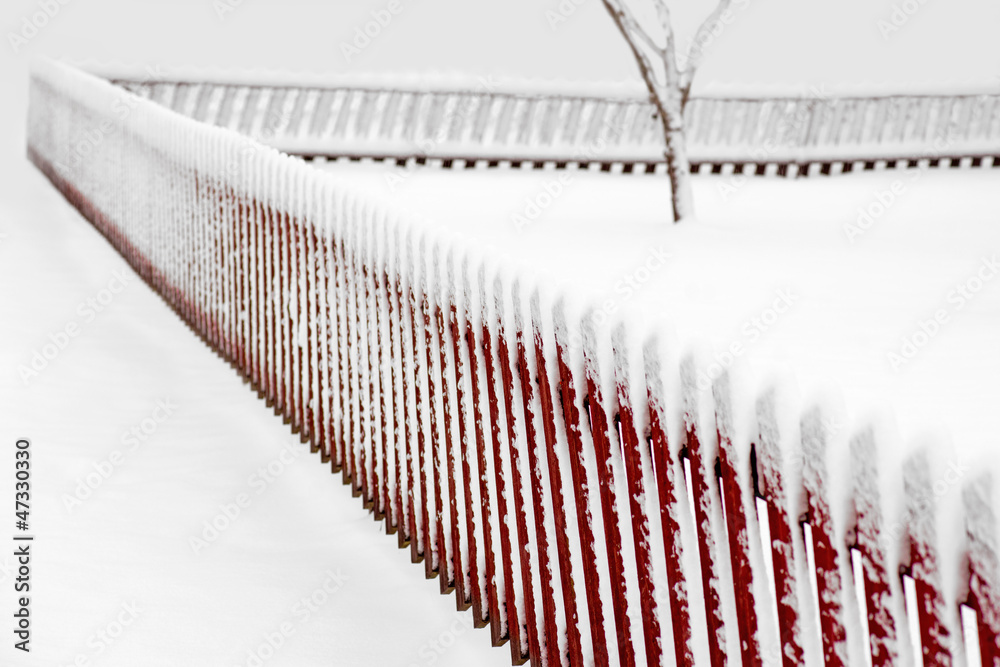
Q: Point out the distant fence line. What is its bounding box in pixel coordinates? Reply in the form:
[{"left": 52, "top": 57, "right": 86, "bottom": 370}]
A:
[
  {"left": 111, "top": 76, "right": 1000, "bottom": 176},
  {"left": 31, "top": 60, "right": 1000, "bottom": 667}
]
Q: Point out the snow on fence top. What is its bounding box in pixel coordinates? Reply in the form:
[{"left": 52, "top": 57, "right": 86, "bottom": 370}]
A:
[
  {"left": 77, "top": 58, "right": 1000, "bottom": 99},
  {"left": 107, "top": 72, "right": 1000, "bottom": 167},
  {"left": 28, "top": 58, "right": 1000, "bottom": 666}
]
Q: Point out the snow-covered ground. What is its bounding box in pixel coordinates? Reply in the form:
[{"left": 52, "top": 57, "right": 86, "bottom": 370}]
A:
[
  {"left": 6, "top": 123, "right": 997, "bottom": 666},
  {"left": 3, "top": 0, "right": 999, "bottom": 662},
  {"left": 0, "top": 163, "right": 512, "bottom": 667},
  {"left": 318, "top": 159, "right": 1000, "bottom": 472}
]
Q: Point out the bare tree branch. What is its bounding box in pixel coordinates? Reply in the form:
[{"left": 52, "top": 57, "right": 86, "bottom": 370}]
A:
[
  {"left": 650, "top": 0, "right": 678, "bottom": 66},
  {"left": 602, "top": 0, "right": 665, "bottom": 62},
  {"left": 649, "top": 0, "right": 683, "bottom": 97},
  {"left": 600, "top": 0, "right": 700, "bottom": 221},
  {"left": 602, "top": 0, "right": 688, "bottom": 116},
  {"left": 601, "top": 0, "right": 666, "bottom": 97},
  {"left": 680, "top": 0, "right": 734, "bottom": 104}
]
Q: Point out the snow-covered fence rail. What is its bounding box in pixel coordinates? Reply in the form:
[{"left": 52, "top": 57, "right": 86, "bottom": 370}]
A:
[
  {"left": 110, "top": 75, "right": 1000, "bottom": 177},
  {"left": 29, "top": 60, "right": 1000, "bottom": 667}
]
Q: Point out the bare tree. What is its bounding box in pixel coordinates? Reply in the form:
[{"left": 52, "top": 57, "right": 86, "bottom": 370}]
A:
[{"left": 601, "top": 0, "right": 733, "bottom": 222}]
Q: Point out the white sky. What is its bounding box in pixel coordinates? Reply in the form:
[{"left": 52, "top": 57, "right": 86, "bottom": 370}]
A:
[
  {"left": 2, "top": 0, "right": 998, "bottom": 191},
  {"left": 3, "top": 0, "right": 999, "bottom": 87}
]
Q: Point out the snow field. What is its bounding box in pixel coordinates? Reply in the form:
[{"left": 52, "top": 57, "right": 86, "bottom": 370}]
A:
[
  {"left": 0, "top": 167, "right": 512, "bottom": 667},
  {"left": 28, "top": 58, "right": 1000, "bottom": 666}
]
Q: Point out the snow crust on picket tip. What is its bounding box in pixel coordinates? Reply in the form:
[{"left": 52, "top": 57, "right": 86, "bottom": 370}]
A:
[
  {"left": 679, "top": 350, "right": 719, "bottom": 452},
  {"left": 641, "top": 332, "right": 689, "bottom": 462},
  {"left": 964, "top": 475, "right": 1000, "bottom": 637},
  {"left": 849, "top": 418, "right": 913, "bottom": 666},
  {"left": 754, "top": 387, "right": 782, "bottom": 468},
  {"left": 611, "top": 323, "right": 650, "bottom": 437},
  {"left": 799, "top": 390, "right": 849, "bottom": 489},
  {"left": 580, "top": 303, "right": 618, "bottom": 415},
  {"left": 641, "top": 334, "right": 668, "bottom": 431},
  {"left": 710, "top": 365, "right": 757, "bottom": 461},
  {"left": 906, "top": 434, "right": 974, "bottom": 639}
]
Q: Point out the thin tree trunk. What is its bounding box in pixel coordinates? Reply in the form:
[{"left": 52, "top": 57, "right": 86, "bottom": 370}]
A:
[
  {"left": 600, "top": 0, "right": 733, "bottom": 223},
  {"left": 660, "top": 111, "right": 694, "bottom": 222}
]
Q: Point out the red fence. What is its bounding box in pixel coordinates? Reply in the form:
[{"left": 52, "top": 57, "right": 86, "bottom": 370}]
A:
[{"left": 29, "top": 60, "right": 1000, "bottom": 666}]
